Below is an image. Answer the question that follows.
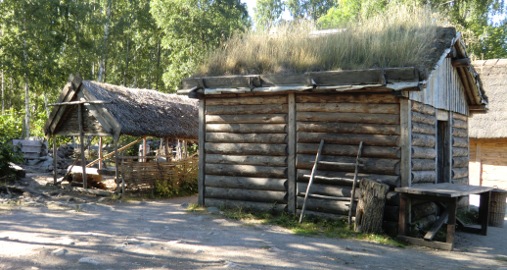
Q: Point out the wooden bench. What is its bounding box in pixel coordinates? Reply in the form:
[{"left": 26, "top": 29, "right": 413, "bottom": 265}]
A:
[{"left": 396, "top": 183, "right": 494, "bottom": 250}]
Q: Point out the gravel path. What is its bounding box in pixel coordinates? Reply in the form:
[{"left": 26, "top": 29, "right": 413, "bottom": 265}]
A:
[{"left": 0, "top": 173, "right": 506, "bottom": 270}]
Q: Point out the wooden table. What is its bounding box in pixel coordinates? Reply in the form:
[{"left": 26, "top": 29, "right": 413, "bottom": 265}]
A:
[{"left": 395, "top": 183, "right": 494, "bottom": 250}]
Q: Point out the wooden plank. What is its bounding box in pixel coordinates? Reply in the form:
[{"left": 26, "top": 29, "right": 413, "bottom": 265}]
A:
[
  {"left": 453, "top": 118, "right": 467, "bottom": 129},
  {"left": 206, "top": 123, "right": 286, "bottom": 133},
  {"left": 412, "top": 122, "right": 435, "bottom": 135},
  {"left": 297, "top": 111, "right": 399, "bottom": 125},
  {"left": 395, "top": 183, "right": 494, "bottom": 197},
  {"left": 308, "top": 69, "right": 384, "bottom": 86},
  {"left": 205, "top": 114, "right": 286, "bottom": 124},
  {"left": 296, "top": 155, "right": 400, "bottom": 175},
  {"left": 206, "top": 132, "right": 287, "bottom": 143},
  {"left": 298, "top": 132, "right": 399, "bottom": 146},
  {"left": 206, "top": 154, "right": 287, "bottom": 166},
  {"left": 206, "top": 104, "right": 287, "bottom": 115},
  {"left": 297, "top": 182, "right": 353, "bottom": 198},
  {"left": 452, "top": 147, "right": 468, "bottom": 157},
  {"left": 205, "top": 143, "right": 287, "bottom": 156},
  {"left": 296, "top": 93, "right": 398, "bottom": 104},
  {"left": 452, "top": 137, "right": 468, "bottom": 147},
  {"left": 452, "top": 127, "right": 467, "bottom": 138},
  {"left": 452, "top": 156, "right": 469, "bottom": 168},
  {"left": 206, "top": 175, "right": 287, "bottom": 191},
  {"left": 424, "top": 208, "right": 449, "bottom": 240},
  {"left": 206, "top": 187, "right": 286, "bottom": 202},
  {"left": 206, "top": 164, "right": 287, "bottom": 178},
  {"left": 412, "top": 111, "right": 435, "bottom": 125},
  {"left": 411, "top": 101, "right": 435, "bottom": 115},
  {"left": 205, "top": 95, "right": 286, "bottom": 106},
  {"left": 297, "top": 143, "right": 400, "bottom": 158},
  {"left": 451, "top": 167, "right": 468, "bottom": 179},
  {"left": 411, "top": 170, "right": 435, "bottom": 184},
  {"left": 297, "top": 103, "right": 398, "bottom": 114},
  {"left": 288, "top": 92, "right": 297, "bottom": 214},
  {"left": 297, "top": 122, "right": 400, "bottom": 135},
  {"left": 397, "top": 235, "right": 453, "bottom": 251},
  {"left": 297, "top": 169, "right": 400, "bottom": 187}
]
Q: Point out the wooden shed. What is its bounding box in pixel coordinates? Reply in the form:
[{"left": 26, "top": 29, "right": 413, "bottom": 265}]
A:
[
  {"left": 45, "top": 75, "right": 198, "bottom": 190},
  {"left": 179, "top": 29, "right": 487, "bottom": 227},
  {"left": 469, "top": 59, "right": 507, "bottom": 190}
]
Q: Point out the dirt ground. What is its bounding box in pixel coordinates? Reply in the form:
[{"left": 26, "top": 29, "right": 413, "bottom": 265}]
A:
[{"left": 0, "top": 171, "right": 506, "bottom": 270}]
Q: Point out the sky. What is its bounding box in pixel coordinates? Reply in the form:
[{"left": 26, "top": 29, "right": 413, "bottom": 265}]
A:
[{"left": 241, "top": 0, "right": 257, "bottom": 20}]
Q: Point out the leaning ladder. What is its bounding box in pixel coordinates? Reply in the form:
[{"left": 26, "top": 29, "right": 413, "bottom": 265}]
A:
[{"left": 298, "top": 139, "right": 364, "bottom": 224}]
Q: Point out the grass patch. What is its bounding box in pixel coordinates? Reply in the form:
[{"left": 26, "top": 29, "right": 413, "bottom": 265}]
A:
[
  {"left": 219, "top": 207, "right": 404, "bottom": 247},
  {"left": 186, "top": 203, "right": 206, "bottom": 212},
  {"left": 198, "top": 5, "right": 451, "bottom": 78}
]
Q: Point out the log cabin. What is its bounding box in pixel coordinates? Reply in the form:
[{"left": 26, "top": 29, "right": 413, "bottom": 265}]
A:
[
  {"left": 469, "top": 59, "right": 507, "bottom": 190},
  {"left": 178, "top": 27, "right": 487, "bottom": 234}
]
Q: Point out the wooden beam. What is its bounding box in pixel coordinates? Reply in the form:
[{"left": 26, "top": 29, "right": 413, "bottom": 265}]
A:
[
  {"left": 288, "top": 93, "right": 296, "bottom": 214},
  {"left": 198, "top": 100, "right": 205, "bottom": 205},
  {"left": 400, "top": 98, "right": 411, "bottom": 187},
  {"left": 78, "top": 104, "right": 87, "bottom": 189},
  {"left": 451, "top": 58, "right": 470, "bottom": 67}
]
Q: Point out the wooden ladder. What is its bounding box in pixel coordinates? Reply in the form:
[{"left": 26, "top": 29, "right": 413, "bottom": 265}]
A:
[{"left": 298, "top": 139, "right": 364, "bottom": 224}]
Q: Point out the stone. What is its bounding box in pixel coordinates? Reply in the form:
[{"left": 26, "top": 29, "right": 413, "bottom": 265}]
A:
[
  {"left": 51, "top": 248, "right": 68, "bottom": 256},
  {"left": 78, "top": 257, "right": 100, "bottom": 265}
]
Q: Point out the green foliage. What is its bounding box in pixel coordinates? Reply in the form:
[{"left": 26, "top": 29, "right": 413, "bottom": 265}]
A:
[
  {"left": 150, "top": 0, "right": 250, "bottom": 91},
  {"left": 286, "top": 0, "right": 334, "bottom": 21},
  {"left": 254, "top": 0, "right": 285, "bottom": 30},
  {"left": 199, "top": 5, "right": 445, "bottom": 76},
  {"left": 0, "top": 108, "right": 23, "bottom": 181},
  {"left": 153, "top": 161, "right": 198, "bottom": 198}
]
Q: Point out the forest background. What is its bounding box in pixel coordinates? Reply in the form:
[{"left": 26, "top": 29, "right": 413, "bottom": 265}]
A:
[{"left": 0, "top": 0, "right": 506, "bottom": 142}]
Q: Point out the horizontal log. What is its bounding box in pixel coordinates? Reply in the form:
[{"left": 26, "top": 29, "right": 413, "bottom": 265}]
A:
[
  {"left": 411, "top": 111, "right": 435, "bottom": 125},
  {"left": 297, "top": 155, "right": 400, "bottom": 175},
  {"left": 297, "top": 111, "right": 399, "bottom": 125},
  {"left": 206, "top": 164, "right": 287, "bottom": 178},
  {"left": 206, "top": 114, "right": 286, "bottom": 124},
  {"left": 452, "top": 127, "right": 467, "bottom": 138},
  {"left": 297, "top": 170, "right": 400, "bottom": 187},
  {"left": 206, "top": 132, "right": 287, "bottom": 144},
  {"left": 206, "top": 187, "right": 286, "bottom": 202},
  {"left": 297, "top": 182, "right": 353, "bottom": 198},
  {"left": 453, "top": 118, "right": 467, "bottom": 129},
  {"left": 412, "top": 133, "right": 436, "bottom": 148},
  {"left": 453, "top": 137, "right": 468, "bottom": 148},
  {"left": 412, "top": 146, "right": 436, "bottom": 159},
  {"left": 297, "top": 143, "right": 400, "bottom": 159},
  {"left": 412, "top": 101, "right": 435, "bottom": 115},
  {"left": 206, "top": 175, "right": 287, "bottom": 191},
  {"left": 412, "top": 158, "right": 435, "bottom": 171},
  {"left": 297, "top": 103, "right": 399, "bottom": 114},
  {"left": 206, "top": 104, "right": 287, "bottom": 115},
  {"left": 411, "top": 170, "right": 435, "bottom": 184},
  {"left": 206, "top": 123, "right": 286, "bottom": 133},
  {"left": 298, "top": 132, "right": 399, "bottom": 146},
  {"left": 205, "top": 198, "right": 287, "bottom": 212},
  {"left": 452, "top": 147, "right": 468, "bottom": 157},
  {"left": 297, "top": 122, "right": 400, "bottom": 135},
  {"left": 452, "top": 177, "right": 468, "bottom": 185},
  {"left": 412, "top": 201, "right": 439, "bottom": 220},
  {"left": 452, "top": 112, "right": 468, "bottom": 122},
  {"left": 412, "top": 122, "right": 435, "bottom": 135},
  {"left": 206, "top": 95, "right": 286, "bottom": 106},
  {"left": 297, "top": 196, "right": 353, "bottom": 215},
  {"left": 206, "top": 143, "right": 286, "bottom": 156},
  {"left": 206, "top": 154, "right": 287, "bottom": 166},
  {"left": 452, "top": 167, "right": 468, "bottom": 179},
  {"left": 452, "top": 156, "right": 469, "bottom": 168},
  {"left": 296, "top": 94, "right": 398, "bottom": 104}
]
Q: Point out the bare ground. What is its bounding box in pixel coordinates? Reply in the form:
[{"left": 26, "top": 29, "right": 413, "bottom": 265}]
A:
[{"left": 0, "top": 172, "right": 506, "bottom": 270}]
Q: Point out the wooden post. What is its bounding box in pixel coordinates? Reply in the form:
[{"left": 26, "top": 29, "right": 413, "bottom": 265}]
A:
[
  {"left": 198, "top": 99, "right": 205, "bottom": 205},
  {"left": 348, "top": 141, "right": 363, "bottom": 227},
  {"left": 78, "top": 103, "right": 87, "bottom": 189},
  {"left": 354, "top": 179, "right": 389, "bottom": 233},
  {"left": 400, "top": 98, "right": 412, "bottom": 187},
  {"left": 98, "top": 137, "right": 103, "bottom": 170},
  {"left": 113, "top": 135, "right": 123, "bottom": 195},
  {"left": 53, "top": 136, "right": 58, "bottom": 185},
  {"left": 287, "top": 93, "right": 296, "bottom": 213}
]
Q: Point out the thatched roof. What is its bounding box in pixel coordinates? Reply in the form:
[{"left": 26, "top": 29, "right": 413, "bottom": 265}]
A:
[
  {"left": 45, "top": 75, "right": 198, "bottom": 140},
  {"left": 469, "top": 59, "right": 507, "bottom": 139}
]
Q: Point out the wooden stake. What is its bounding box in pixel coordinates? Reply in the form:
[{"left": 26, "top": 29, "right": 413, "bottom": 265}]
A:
[
  {"left": 78, "top": 103, "right": 87, "bottom": 189},
  {"left": 299, "top": 139, "right": 325, "bottom": 223},
  {"left": 348, "top": 141, "right": 363, "bottom": 227}
]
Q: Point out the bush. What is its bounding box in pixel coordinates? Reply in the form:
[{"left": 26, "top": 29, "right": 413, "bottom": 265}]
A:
[
  {"left": 0, "top": 109, "right": 23, "bottom": 182},
  {"left": 153, "top": 158, "right": 198, "bottom": 198}
]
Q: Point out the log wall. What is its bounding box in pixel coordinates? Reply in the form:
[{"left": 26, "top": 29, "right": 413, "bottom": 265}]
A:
[
  {"left": 203, "top": 95, "right": 289, "bottom": 211},
  {"left": 470, "top": 139, "right": 507, "bottom": 189},
  {"left": 295, "top": 93, "right": 401, "bottom": 216},
  {"left": 452, "top": 113, "right": 469, "bottom": 185},
  {"left": 411, "top": 101, "right": 437, "bottom": 184}
]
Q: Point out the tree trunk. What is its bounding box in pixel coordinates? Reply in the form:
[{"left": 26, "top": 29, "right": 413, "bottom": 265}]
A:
[
  {"left": 1, "top": 69, "right": 4, "bottom": 113},
  {"left": 354, "top": 179, "right": 389, "bottom": 234},
  {"left": 98, "top": 0, "right": 112, "bottom": 82}
]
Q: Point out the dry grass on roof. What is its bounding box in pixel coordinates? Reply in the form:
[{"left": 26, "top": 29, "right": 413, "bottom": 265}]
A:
[{"left": 197, "top": 6, "right": 454, "bottom": 78}]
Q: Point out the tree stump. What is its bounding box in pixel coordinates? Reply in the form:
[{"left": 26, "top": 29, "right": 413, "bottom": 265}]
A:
[{"left": 354, "top": 179, "right": 389, "bottom": 234}]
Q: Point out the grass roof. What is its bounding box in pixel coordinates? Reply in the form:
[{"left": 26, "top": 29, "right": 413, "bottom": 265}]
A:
[{"left": 197, "top": 6, "right": 455, "bottom": 79}]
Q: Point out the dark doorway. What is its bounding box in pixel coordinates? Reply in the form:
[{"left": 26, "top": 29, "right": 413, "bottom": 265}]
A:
[{"left": 437, "top": 120, "right": 450, "bottom": 183}]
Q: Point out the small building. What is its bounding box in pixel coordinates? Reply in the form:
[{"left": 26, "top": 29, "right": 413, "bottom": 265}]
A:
[
  {"left": 45, "top": 75, "right": 198, "bottom": 190},
  {"left": 469, "top": 59, "right": 507, "bottom": 190},
  {"left": 179, "top": 28, "right": 487, "bottom": 232}
]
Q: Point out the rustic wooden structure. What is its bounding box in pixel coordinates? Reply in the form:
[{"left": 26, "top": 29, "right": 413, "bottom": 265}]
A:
[
  {"left": 44, "top": 75, "right": 198, "bottom": 191},
  {"left": 179, "top": 29, "right": 487, "bottom": 233},
  {"left": 469, "top": 59, "right": 507, "bottom": 190}
]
